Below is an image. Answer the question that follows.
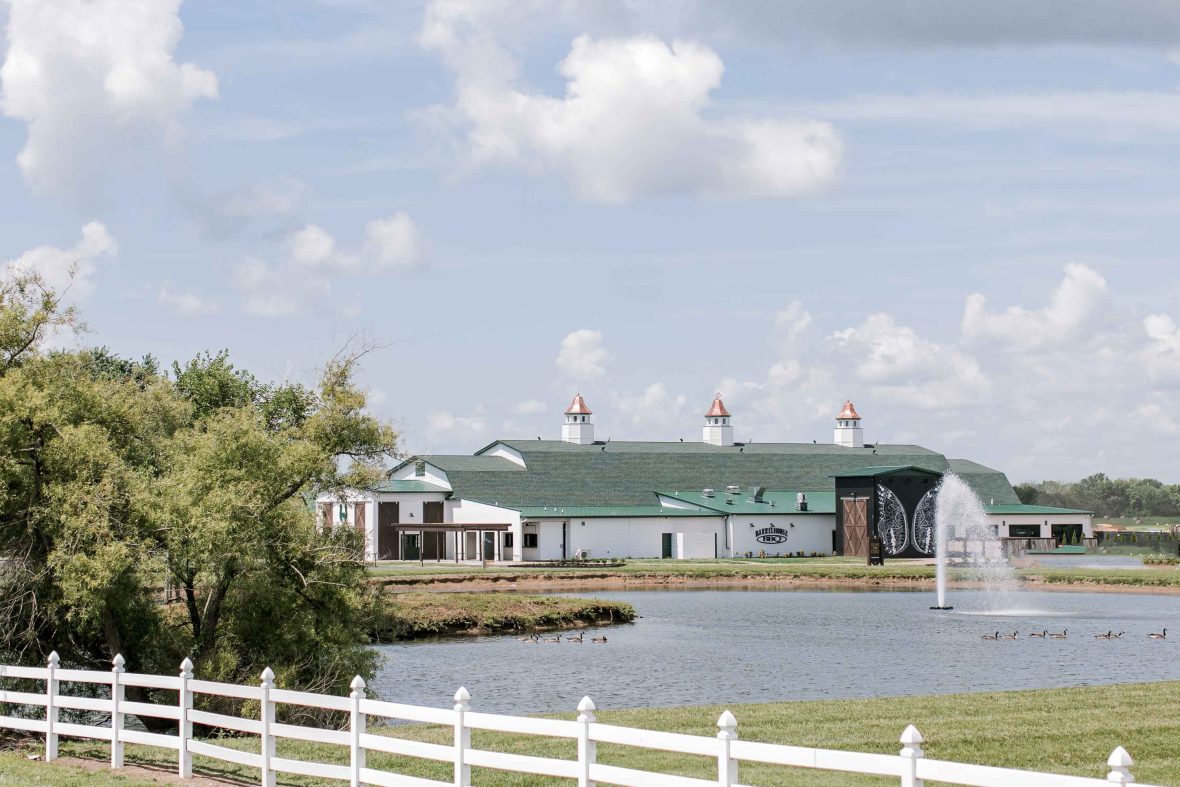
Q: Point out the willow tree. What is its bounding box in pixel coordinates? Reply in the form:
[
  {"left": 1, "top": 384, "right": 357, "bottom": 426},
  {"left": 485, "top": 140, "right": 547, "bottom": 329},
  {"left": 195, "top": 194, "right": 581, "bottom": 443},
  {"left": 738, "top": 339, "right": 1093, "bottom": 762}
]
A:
[{"left": 0, "top": 272, "right": 397, "bottom": 700}]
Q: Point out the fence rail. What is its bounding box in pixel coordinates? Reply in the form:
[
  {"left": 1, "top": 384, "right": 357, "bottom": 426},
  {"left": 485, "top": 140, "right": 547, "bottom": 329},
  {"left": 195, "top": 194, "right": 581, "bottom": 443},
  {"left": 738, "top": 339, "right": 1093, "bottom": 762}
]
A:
[{"left": 0, "top": 652, "right": 1155, "bottom": 786}]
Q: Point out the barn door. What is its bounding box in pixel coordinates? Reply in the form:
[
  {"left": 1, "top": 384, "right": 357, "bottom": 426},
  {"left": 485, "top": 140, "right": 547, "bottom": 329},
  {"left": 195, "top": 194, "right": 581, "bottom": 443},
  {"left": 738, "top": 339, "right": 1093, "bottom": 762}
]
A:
[
  {"left": 423, "top": 501, "right": 443, "bottom": 523},
  {"left": 377, "top": 502, "right": 399, "bottom": 560},
  {"left": 842, "top": 497, "right": 869, "bottom": 557}
]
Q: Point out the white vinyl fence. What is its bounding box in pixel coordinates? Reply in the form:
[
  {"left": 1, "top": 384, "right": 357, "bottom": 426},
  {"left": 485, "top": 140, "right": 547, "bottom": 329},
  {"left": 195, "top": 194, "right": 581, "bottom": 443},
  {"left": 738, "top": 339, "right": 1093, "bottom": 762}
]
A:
[{"left": 0, "top": 651, "right": 1156, "bottom": 786}]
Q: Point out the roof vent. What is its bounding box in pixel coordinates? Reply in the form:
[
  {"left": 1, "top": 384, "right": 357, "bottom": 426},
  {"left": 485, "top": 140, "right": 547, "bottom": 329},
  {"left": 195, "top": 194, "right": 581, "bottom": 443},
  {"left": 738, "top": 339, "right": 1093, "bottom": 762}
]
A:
[
  {"left": 725, "top": 498, "right": 734, "bottom": 505},
  {"left": 796, "top": 492, "right": 808, "bottom": 512},
  {"left": 748, "top": 485, "right": 766, "bottom": 503},
  {"left": 702, "top": 488, "right": 715, "bottom": 498},
  {"left": 725, "top": 485, "right": 741, "bottom": 495}
]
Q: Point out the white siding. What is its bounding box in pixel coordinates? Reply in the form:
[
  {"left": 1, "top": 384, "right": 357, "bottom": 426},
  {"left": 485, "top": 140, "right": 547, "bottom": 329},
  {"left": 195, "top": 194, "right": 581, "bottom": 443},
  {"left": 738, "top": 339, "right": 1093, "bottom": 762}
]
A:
[
  {"left": 729, "top": 513, "right": 837, "bottom": 557},
  {"left": 675, "top": 532, "right": 716, "bottom": 559},
  {"left": 990, "top": 513, "right": 1093, "bottom": 539},
  {"left": 389, "top": 461, "right": 451, "bottom": 489},
  {"left": 565, "top": 516, "right": 723, "bottom": 559}
]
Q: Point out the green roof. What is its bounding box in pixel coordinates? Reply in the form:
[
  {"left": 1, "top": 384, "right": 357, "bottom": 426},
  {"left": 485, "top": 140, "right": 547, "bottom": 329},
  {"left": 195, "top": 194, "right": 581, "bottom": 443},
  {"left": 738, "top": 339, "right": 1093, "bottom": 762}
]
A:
[
  {"left": 517, "top": 505, "right": 716, "bottom": 519},
  {"left": 369, "top": 480, "right": 450, "bottom": 493},
  {"left": 404, "top": 440, "right": 1020, "bottom": 509},
  {"left": 984, "top": 504, "right": 1093, "bottom": 516},
  {"left": 658, "top": 489, "right": 837, "bottom": 515},
  {"left": 831, "top": 465, "right": 942, "bottom": 478}
]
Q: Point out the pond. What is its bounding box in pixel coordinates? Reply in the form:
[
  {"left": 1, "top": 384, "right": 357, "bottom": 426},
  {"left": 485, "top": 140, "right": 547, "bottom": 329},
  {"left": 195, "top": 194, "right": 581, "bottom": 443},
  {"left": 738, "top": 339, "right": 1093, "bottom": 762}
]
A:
[{"left": 370, "top": 588, "right": 1179, "bottom": 717}]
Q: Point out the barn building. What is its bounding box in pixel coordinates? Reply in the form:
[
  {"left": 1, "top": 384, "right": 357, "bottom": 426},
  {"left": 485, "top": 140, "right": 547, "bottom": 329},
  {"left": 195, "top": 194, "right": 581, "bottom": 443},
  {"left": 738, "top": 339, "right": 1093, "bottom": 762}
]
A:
[{"left": 317, "top": 395, "right": 1092, "bottom": 562}]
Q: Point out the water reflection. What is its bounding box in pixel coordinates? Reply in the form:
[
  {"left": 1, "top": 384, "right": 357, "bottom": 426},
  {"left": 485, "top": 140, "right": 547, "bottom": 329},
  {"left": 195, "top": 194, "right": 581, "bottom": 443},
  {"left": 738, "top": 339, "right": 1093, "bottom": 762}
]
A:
[{"left": 371, "top": 588, "right": 1178, "bottom": 716}]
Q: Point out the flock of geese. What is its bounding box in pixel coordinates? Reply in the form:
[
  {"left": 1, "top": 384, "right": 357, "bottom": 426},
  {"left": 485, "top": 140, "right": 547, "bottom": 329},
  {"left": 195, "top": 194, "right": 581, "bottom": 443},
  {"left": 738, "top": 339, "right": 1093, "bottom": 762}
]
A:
[
  {"left": 517, "top": 632, "right": 608, "bottom": 644},
  {"left": 980, "top": 628, "right": 1167, "bottom": 640}
]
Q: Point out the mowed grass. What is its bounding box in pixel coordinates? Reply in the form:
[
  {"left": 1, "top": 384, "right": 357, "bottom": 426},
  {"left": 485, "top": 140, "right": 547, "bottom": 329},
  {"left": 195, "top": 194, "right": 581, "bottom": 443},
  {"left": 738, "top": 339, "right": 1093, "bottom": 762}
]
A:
[
  {"left": 7, "top": 681, "right": 1179, "bottom": 786},
  {"left": 368, "top": 557, "right": 1180, "bottom": 591}
]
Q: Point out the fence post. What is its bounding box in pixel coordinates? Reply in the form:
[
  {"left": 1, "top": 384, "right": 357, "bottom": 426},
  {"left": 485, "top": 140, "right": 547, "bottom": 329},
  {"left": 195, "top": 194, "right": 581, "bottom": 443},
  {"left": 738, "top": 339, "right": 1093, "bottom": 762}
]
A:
[
  {"left": 260, "top": 667, "right": 276, "bottom": 787},
  {"left": 350, "top": 676, "right": 366, "bottom": 787},
  {"left": 716, "top": 710, "right": 738, "bottom": 787},
  {"left": 453, "top": 686, "right": 470, "bottom": 787},
  {"left": 178, "top": 658, "right": 193, "bottom": 778},
  {"left": 1106, "top": 746, "right": 1134, "bottom": 784},
  {"left": 111, "top": 654, "right": 125, "bottom": 768},
  {"left": 45, "top": 651, "right": 59, "bottom": 762},
  {"left": 899, "top": 725, "right": 924, "bottom": 787},
  {"left": 577, "top": 695, "right": 596, "bottom": 787}
]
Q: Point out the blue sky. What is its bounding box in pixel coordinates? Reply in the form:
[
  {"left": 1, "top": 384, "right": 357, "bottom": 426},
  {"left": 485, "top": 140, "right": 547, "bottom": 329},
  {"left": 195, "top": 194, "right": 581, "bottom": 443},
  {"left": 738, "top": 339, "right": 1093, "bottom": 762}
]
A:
[{"left": 2, "top": 1, "right": 1180, "bottom": 482}]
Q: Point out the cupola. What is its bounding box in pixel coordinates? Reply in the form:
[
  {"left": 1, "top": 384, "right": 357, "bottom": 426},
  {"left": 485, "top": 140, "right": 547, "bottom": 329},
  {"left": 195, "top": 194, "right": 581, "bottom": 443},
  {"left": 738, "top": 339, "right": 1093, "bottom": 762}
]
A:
[
  {"left": 702, "top": 394, "right": 734, "bottom": 447},
  {"left": 834, "top": 400, "right": 864, "bottom": 448},
  {"left": 562, "top": 394, "right": 594, "bottom": 444}
]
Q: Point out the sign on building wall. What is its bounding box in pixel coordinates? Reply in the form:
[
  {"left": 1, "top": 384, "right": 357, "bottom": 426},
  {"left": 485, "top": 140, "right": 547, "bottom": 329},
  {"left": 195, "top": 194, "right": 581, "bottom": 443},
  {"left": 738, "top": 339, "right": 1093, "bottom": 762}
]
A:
[{"left": 754, "top": 525, "right": 789, "bottom": 545}]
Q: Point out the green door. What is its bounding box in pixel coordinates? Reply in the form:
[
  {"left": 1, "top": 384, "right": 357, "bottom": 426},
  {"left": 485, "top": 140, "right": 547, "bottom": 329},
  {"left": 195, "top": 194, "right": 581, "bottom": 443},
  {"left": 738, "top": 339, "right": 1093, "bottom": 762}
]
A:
[
  {"left": 661, "top": 533, "right": 673, "bottom": 559},
  {"left": 401, "top": 533, "right": 420, "bottom": 561}
]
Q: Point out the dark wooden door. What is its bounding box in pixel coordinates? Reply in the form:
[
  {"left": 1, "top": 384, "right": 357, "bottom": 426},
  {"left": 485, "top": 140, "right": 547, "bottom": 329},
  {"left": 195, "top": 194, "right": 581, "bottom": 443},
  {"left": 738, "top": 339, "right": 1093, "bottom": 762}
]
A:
[
  {"left": 423, "top": 501, "right": 443, "bottom": 523},
  {"left": 661, "top": 533, "right": 673, "bottom": 559},
  {"left": 842, "top": 498, "right": 868, "bottom": 557},
  {"left": 423, "top": 531, "right": 442, "bottom": 560},
  {"left": 377, "top": 502, "right": 399, "bottom": 560}
]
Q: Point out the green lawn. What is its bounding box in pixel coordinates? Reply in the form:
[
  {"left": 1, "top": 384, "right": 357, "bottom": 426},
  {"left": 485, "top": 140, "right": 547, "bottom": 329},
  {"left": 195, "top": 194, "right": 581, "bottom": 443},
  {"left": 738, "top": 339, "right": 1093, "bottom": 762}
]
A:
[
  {"left": 368, "top": 557, "right": 1180, "bottom": 591},
  {"left": 6, "top": 681, "right": 1178, "bottom": 786}
]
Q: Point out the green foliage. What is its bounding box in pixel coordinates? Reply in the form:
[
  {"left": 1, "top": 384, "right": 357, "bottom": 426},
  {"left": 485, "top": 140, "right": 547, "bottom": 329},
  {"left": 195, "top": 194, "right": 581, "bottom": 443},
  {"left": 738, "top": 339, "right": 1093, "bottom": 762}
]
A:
[
  {"left": 1020, "top": 473, "right": 1180, "bottom": 518},
  {"left": 0, "top": 272, "right": 398, "bottom": 718}
]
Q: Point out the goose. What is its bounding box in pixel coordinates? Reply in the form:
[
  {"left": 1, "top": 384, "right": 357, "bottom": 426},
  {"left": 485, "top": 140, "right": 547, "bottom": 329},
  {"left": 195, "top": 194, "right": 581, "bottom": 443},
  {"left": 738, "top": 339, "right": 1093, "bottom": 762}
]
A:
[
  {"left": 1049, "top": 629, "right": 1068, "bottom": 639},
  {"left": 592, "top": 635, "right": 608, "bottom": 643},
  {"left": 1029, "top": 630, "right": 1048, "bottom": 638},
  {"left": 1111, "top": 631, "right": 1125, "bottom": 639},
  {"left": 1000, "top": 631, "right": 1018, "bottom": 640},
  {"left": 1094, "top": 631, "right": 1111, "bottom": 639},
  {"left": 981, "top": 631, "right": 1000, "bottom": 640},
  {"left": 566, "top": 632, "right": 585, "bottom": 643},
  {"left": 1150, "top": 628, "right": 1168, "bottom": 640},
  {"left": 545, "top": 634, "right": 563, "bottom": 643},
  {"left": 517, "top": 634, "right": 540, "bottom": 643}
]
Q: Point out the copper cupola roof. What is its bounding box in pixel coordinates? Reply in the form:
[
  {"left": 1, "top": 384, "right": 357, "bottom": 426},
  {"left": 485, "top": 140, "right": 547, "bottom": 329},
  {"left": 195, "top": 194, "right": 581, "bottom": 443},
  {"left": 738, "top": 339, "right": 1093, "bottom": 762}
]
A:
[
  {"left": 565, "top": 393, "right": 592, "bottom": 415},
  {"left": 705, "top": 394, "right": 731, "bottom": 418},
  {"left": 837, "top": 400, "right": 861, "bottom": 420}
]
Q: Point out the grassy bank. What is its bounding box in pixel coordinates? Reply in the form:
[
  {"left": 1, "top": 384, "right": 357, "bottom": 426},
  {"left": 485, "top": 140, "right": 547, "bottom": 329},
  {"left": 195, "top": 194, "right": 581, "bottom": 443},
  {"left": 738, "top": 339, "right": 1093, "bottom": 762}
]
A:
[
  {"left": 367, "top": 557, "right": 1180, "bottom": 592},
  {"left": 8, "top": 681, "right": 1179, "bottom": 785},
  {"left": 369, "top": 592, "right": 634, "bottom": 640}
]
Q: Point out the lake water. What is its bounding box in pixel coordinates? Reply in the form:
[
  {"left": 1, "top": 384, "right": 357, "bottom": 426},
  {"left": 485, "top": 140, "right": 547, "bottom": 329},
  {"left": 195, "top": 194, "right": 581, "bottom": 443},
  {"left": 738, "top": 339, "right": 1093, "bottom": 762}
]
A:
[{"left": 370, "top": 588, "right": 1179, "bottom": 717}]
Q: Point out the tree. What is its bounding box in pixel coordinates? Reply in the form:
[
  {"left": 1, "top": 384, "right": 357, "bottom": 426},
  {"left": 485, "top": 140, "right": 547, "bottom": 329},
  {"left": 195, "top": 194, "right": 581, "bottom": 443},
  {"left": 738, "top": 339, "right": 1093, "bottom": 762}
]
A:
[
  {"left": 1013, "top": 483, "right": 1039, "bottom": 505},
  {"left": 0, "top": 272, "right": 398, "bottom": 719}
]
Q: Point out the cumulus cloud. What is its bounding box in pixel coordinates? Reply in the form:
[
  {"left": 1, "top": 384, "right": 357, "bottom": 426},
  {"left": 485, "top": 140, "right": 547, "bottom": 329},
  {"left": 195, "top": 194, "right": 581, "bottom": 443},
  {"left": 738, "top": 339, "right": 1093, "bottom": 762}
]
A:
[
  {"left": 557, "top": 329, "right": 609, "bottom": 379},
  {"left": 1143, "top": 313, "right": 1180, "bottom": 383},
  {"left": 832, "top": 313, "right": 989, "bottom": 409},
  {"left": 0, "top": 0, "right": 218, "bottom": 198},
  {"left": 961, "top": 263, "right": 1108, "bottom": 350},
  {"left": 513, "top": 399, "right": 548, "bottom": 415},
  {"left": 158, "top": 284, "right": 219, "bottom": 316},
  {"left": 235, "top": 212, "right": 423, "bottom": 316},
  {"left": 221, "top": 178, "right": 307, "bottom": 219},
  {"left": 4, "top": 222, "right": 117, "bottom": 300},
  {"left": 428, "top": 409, "right": 488, "bottom": 434},
  {"left": 420, "top": 4, "right": 841, "bottom": 202}
]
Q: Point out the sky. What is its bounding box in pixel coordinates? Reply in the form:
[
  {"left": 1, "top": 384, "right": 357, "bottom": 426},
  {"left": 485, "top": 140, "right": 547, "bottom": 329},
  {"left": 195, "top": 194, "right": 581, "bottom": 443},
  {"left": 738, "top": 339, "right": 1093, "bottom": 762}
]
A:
[{"left": 2, "top": 0, "right": 1180, "bottom": 483}]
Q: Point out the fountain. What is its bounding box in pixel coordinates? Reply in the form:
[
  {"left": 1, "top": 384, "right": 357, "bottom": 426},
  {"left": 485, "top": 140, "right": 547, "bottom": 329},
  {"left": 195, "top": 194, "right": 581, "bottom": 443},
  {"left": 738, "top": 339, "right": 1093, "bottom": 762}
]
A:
[{"left": 931, "top": 473, "right": 1021, "bottom": 611}]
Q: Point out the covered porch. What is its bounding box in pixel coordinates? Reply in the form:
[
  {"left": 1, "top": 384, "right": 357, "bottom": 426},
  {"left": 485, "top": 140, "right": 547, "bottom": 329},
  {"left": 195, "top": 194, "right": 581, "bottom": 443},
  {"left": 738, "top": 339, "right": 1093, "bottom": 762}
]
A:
[{"left": 374, "top": 523, "right": 515, "bottom": 562}]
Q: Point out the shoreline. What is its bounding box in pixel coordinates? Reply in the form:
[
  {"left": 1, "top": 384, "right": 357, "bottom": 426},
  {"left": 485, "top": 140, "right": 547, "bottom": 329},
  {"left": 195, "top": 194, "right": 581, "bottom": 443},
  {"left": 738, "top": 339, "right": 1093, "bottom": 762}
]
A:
[{"left": 374, "top": 571, "right": 1180, "bottom": 596}]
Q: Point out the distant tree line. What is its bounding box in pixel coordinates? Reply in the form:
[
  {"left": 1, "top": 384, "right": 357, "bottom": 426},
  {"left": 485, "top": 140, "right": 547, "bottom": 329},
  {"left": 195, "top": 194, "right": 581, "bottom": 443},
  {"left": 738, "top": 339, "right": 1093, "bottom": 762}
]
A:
[{"left": 1014, "top": 474, "right": 1180, "bottom": 518}]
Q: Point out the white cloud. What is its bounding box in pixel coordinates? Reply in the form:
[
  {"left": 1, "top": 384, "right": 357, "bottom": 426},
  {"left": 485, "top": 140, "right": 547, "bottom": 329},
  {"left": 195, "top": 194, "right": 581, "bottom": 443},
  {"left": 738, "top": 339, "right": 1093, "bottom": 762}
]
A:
[
  {"left": 4, "top": 221, "right": 117, "bottom": 300},
  {"left": 0, "top": 0, "right": 218, "bottom": 197},
  {"left": 235, "top": 212, "right": 423, "bottom": 316},
  {"left": 832, "top": 312, "right": 988, "bottom": 409},
  {"left": 1143, "top": 313, "right": 1180, "bottom": 383},
  {"left": 513, "top": 399, "right": 548, "bottom": 415},
  {"left": 420, "top": 6, "right": 841, "bottom": 202},
  {"left": 610, "top": 382, "right": 690, "bottom": 436},
  {"left": 961, "top": 263, "right": 1108, "bottom": 350},
  {"left": 158, "top": 285, "right": 219, "bottom": 316},
  {"left": 1136, "top": 400, "right": 1180, "bottom": 435},
  {"left": 557, "top": 329, "right": 609, "bottom": 380},
  {"left": 363, "top": 212, "right": 421, "bottom": 270},
  {"left": 428, "top": 409, "right": 488, "bottom": 434}
]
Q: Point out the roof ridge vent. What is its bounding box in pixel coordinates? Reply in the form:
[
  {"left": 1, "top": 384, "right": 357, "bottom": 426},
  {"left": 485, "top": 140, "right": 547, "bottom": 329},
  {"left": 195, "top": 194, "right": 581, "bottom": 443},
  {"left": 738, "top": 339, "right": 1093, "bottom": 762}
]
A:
[
  {"left": 725, "top": 484, "right": 740, "bottom": 494},
  {"left": 702, "top": 488, "right": 715, "bottom": 498}
]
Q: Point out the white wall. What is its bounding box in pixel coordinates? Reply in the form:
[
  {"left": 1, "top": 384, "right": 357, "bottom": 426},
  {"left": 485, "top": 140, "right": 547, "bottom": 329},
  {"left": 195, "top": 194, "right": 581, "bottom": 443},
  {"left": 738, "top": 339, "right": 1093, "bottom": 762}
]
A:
[
  {"left": 478, "top": 443, "right": 526, "bottom": 467},
  {"left": 676, "top": 532, "right": 716, "bottom": 559},
  {"left": 314, "top": 492, "right": 377, "bottom": 562},
  {"left": 449, "top": 499, "right": 523, "bottom": 560},
  {"left": 990, "top": 513, "right": 1093, "bottom": 539},
  {"left": 521, "top": 520, "right": 566, "bottom": 561},
  {"left": 564, "top": 516, "right": 723, "bottom": 559},
  {"left": 728, "top": 514, "right": 837, "bottom": 557},
  {"left": 389, "top": 461, "right": 451, "bottom": 489}
]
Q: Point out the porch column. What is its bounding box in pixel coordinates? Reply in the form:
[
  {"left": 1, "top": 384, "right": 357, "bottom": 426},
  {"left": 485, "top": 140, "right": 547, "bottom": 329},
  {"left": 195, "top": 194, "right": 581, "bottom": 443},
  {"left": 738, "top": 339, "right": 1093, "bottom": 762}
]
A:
[{"left": 511, "top": 520, "right": 524, "bottom": 563}]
